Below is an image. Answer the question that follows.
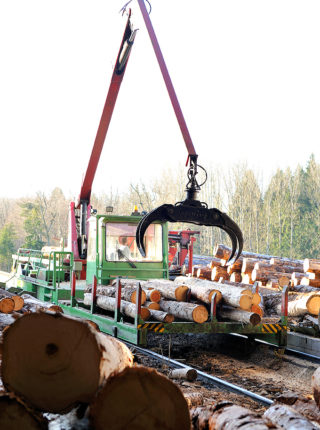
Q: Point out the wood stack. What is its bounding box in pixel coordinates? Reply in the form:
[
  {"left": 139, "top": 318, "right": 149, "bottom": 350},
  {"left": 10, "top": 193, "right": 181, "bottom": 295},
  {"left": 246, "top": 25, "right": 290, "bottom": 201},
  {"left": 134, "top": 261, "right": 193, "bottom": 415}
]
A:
[{"left": 0, "top": 294, "right": 191, "bottom": 429}]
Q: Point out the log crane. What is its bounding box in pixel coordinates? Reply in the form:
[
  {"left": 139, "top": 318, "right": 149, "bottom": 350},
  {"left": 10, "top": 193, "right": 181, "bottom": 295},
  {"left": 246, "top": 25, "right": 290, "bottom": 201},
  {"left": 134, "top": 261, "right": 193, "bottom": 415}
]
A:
[{"left": 68, "top": 0, "right": 243, "bottom": 282}]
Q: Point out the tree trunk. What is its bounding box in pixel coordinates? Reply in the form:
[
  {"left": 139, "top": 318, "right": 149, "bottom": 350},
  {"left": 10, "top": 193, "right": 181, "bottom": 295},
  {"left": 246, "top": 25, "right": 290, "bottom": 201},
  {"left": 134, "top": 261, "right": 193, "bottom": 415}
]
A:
[
  {"left": 264, "top": 292, "right": 320, "bottom": 316},
  {"left": 115, "top": 279, "right": 189, "bottom": 302},
  {"left": 211, "top": 266, "right": 228, "bottom": 281},
  {"left": 214, "top": 244, "right": 274, "bottom": 261},
  {"left": 218, "top": 307, "right": 261, "bottom": 325},
  {"left": 89, "top": 366, "right": 190, "bottom": 430},
  {"left": 0, "top": 297, "right": 15, "bottom": 314},
  {"left": 270, "top": 256, "right": 304, "bottom": 268},
  {"left": 0, "top": 288, "right": 24, "bottom": 311},
  {"left": 0, "top": 392, "right": 48, "bottom": 429},
  {"left": 1, "top": 312, "right": 133, "bottom": 413},
  {"left": 86, "top": 285, "right": 147, "bottom": 305},
  {"left": 169, "top": 367, "right": 197, "bottom": 381},
  {"left": 142, "top": 288, "right": 161, "bottom": 303},
  {"left": 21, "top": 294, "right": 63, "bottom": 313},
  {"left": 209, "top": 404, "right": 278, "bottom": 430},
  {"left": 264, "top": 403, "right": 318, "bottom": 430},
  {"left": 83, "top": 293, "right": 150, "bottom": 321},
  {"left": 159, "top": 300, "right": 208, "bottom": 323},
  {"left": 144, "top": 301, "right": 160, "bottom": 310},
  {"left": 148, "top": 309, "right": 174, "bottom": 323},
  {"left": 174, "top": 277, "right": 253, "bottom": 311},
  {"left": 304, "top": 259, "right": 320, "bottom": 273}
]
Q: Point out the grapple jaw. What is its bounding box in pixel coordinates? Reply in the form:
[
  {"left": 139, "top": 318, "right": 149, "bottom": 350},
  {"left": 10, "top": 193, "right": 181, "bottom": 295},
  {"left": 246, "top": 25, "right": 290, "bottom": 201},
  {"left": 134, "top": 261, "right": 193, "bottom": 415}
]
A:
[{"left": 136, "top": 200, "right": 243, "bottom": 264}]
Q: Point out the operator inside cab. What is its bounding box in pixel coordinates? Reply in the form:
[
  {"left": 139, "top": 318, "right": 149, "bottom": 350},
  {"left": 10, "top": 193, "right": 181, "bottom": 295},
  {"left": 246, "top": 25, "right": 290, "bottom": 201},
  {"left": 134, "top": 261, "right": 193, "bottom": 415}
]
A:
[{"left": 117, "top": 236, "right": 131, "bottom": 260}]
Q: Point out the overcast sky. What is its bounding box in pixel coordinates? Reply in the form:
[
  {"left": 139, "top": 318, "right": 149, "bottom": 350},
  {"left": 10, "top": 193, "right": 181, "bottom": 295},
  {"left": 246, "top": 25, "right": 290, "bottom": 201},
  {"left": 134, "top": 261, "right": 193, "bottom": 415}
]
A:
[{"left": 0, "top": 0, "right": 319, "bottom": 200}]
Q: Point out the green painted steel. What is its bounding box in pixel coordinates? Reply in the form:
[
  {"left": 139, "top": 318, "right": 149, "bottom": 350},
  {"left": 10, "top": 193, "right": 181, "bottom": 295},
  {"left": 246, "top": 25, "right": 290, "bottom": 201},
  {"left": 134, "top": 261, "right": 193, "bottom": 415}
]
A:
[{"left": 9, "top": 214, "right": 287, "bottom": 348}]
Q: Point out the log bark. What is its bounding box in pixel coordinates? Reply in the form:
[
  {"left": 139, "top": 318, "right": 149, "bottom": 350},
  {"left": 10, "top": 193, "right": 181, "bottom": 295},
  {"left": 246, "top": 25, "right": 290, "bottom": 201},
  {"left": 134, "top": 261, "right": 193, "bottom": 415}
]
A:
[
  {"left": 184, "top": 392, "right": 204, "bottom": 407},
  {"left": 86, "top": 285, "right": 147, "bottom": 305},
  {"left": 144, "top": 301, "right": 160, "bottom": 310},
  {"left": 209, "top": 404, "right": 278, "bottom": 430},
  {"left": 159, "top": 299, "right": 208, "bottom": 323},
  {"left": 254, "top": 262, "right": 302, "bottom": 274},
  {"left": 264, "top": 292, "right": 320, "bottom": 316},
  {"left": 175, "top": 278, "right": 223, "bottom": 305},
  {"left": 300, "top": 278, "right": 320, "bottom": 288},
  {"left": 149, "top": 308, "right": 174, "bottom": 323},
  {"left": 264, "top": 403, "right": 318, "bottom": 430},
  {"left": 89, "top": 366, "right": 190, "bottom": 430},
  {"left": 218, "top": 307, "right": 261, "bottom": 325},
  {"left": 169, "top": 367, "right": 197, "bottom": 381},
  {"left": 0, "top": 392, "right": 48, "bottom": 429},
  {"left": 142, "top": 288, "right": 161, "bottom": 303},
  {"left": 229, "top": 272, "right": 242, "bottom": 283},
  {"left": 84, "top": 293, "right": 150, "bottom": 321},
  {"left": 304, "top": 258, "right": 320, "bottom": 273},
  {"left": 196, "top": 266, "right": 214, "bottom": 280},
  {"left": 312, "top": 367, "right": 320, "bottom": 408},
  {"left": 208, "top": 257, "right": 226, "bottom": 269},
  {"left": 20, "top": 294, "right": 63, "bottom": 313},
  {"left": 213, "top": 244, "right": 275, "bottom": 261},
  {"left": 211, "top": 266, "right": 228, "bottom": 281},
  {"left": 190, "top": 403, "right": 233, "bottom": 430},
  {"left": 175, "top": 276, "right": 253, "bottom": 311},
  {"left": 1, "top": 312, "right": 133, "bottom": 413},
  {"left": 270, "top": 256, "right": 304, "bottom": 268}
]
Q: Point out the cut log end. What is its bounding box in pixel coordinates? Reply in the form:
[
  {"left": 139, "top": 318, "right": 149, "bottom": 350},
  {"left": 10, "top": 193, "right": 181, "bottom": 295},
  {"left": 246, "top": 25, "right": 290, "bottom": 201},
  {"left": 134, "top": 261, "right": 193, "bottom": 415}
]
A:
[
  {"left": 191, "top": 305, "right": 209, "bottom": 324},
  {"left": 89, "top": 366, "right": 190, "bottom": 430}
]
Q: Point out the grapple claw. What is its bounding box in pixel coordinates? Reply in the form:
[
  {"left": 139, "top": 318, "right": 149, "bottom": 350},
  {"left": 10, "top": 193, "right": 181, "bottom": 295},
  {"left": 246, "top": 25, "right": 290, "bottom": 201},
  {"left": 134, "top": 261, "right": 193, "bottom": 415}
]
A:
[{"left": 136, "top": 202, "right": 243, "bottom": 263}]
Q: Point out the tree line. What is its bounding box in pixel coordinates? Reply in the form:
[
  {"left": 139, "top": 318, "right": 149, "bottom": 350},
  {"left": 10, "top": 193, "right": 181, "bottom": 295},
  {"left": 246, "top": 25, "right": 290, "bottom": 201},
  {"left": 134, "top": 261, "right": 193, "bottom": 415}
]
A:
[{"left": 0, "top": 155, "right": 319, "bottom": 271}]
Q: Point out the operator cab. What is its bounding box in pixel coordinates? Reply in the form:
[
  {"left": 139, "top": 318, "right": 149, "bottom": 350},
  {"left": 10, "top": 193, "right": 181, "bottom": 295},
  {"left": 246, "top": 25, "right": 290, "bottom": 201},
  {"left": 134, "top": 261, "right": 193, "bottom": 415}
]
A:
[{"left": 86, "top": 213, "right": 169, "bottom": 285}]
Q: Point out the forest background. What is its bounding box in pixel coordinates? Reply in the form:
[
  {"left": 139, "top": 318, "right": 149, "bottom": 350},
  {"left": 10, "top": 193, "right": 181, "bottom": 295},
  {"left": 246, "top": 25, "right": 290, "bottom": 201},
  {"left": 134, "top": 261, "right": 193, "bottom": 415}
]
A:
[{"left": 0, "top": 154, "right": 319, "bottom": 271}]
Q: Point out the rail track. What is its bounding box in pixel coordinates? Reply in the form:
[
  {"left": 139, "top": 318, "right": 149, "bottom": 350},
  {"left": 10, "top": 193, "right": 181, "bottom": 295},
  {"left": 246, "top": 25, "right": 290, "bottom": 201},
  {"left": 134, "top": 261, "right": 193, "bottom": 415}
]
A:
[{"left": 128, "top": 343, "right": 273, "bottom": 407}]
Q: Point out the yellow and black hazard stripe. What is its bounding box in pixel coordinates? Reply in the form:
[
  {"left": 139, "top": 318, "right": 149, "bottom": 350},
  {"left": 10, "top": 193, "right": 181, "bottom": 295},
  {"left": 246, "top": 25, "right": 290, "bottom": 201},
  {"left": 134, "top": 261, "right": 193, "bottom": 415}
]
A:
[
  {"left": 261, "top": 324, "right": 287, "bottom": 333},
  {"left": 137, "top": 323, "right": 165, "bottom": 333}
]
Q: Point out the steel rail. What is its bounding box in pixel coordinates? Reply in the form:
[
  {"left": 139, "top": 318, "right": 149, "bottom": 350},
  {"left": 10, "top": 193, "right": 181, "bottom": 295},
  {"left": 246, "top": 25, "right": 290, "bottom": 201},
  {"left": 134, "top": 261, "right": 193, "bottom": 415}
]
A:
[{"left": 128, "top": 343, "right": 273, "bottom": 407}]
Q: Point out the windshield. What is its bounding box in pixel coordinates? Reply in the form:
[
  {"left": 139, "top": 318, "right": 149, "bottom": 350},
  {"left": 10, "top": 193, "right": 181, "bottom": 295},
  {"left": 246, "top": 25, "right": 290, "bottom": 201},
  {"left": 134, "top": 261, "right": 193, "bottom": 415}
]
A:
[{"left": 105, "top": 222, "right": 162, "bottom": 262}]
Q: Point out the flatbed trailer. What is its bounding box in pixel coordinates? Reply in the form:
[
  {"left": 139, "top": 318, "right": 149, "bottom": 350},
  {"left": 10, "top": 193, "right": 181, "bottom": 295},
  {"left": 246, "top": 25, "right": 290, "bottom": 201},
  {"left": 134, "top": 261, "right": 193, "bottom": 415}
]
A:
[{"left": 8, "top": 247, "right": 288, "bottom": 348}]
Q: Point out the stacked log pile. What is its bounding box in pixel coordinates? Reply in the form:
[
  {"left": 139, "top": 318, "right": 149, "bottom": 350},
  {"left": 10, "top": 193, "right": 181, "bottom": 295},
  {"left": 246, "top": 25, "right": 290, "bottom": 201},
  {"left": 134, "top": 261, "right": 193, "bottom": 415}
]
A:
[
  {"left": 185, "top": 244, "right": 320, "bottom": 321},
  {"left": 0, "top": 293, "right": 191, "bottom": 429}
]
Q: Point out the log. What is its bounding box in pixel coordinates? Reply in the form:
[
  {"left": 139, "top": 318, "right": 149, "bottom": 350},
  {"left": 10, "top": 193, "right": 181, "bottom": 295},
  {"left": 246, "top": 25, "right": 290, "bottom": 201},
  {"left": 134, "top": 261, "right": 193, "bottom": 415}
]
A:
[
  {"left": 149, "top": 308, "right": 174, "bottom": 323},
  {"left": 190, "top": 403, "right": 233, "bottom": 430},
  {"left": 87, "top": 285, "right": 147, "bottom": 305},
  {"left": 304, "top": 259, "right": 320, "bottom": 273},
  {"left": 143, "top": 280, "right": 189, "bottom": 302},
  {"left": 144, "top": 301, "right": 161, "bottom": 310},
  {"left": 159, "top": 299, "right": 208, "bottom": 323},
  {"left": 252, "top": 269, "right": 291, "bottom": 285},
  {"left": 84, "top": 293, "right": 150, "bottom": 321},
  {"left": 312, "top": 367, "right": 320, "bottom": 408},
  {"left": 218, "top": 307, "right": 261, "bottom": 325},
  {"left": 264, "top": 403, "right": 318, "bottom": 430},
  {"left": 270, "top": 257, "right": 304, "bottom": 268},
  {"left": 141, "top": 288, "right": 161, "bottom": 303},
  {"left": 264, "top": 292, "right": 320, "bottom": 316},
  {"left": 115, "top": 278, "right": 190, "bottom": 302},
  {"left": 211, "top": 266, "right": 228, "bottom": 281},
  {"left": 300, "top": 278, "right": 320, "bottom": 288},
  {"left": 229, "top": 272, "right": 242, "bottom": 283},
  {"left": 89, "top": 366, "right": 190, "bottom": 430},
  {"left": 210, "top": 404, "right": 278, "bottom": 430},
  {"left": 174, "top": 276, "right": 253, "bottom": 311},
  {"left": 21, "top": 294, "right": 63, "bottom": 313},
  {"left": 242, "top": 258, "right": 269, "bottom": 274},
  {"left": 196, "top": 266, "right": 213, "bottom": 280},
  {"left": 213, "top": 244, "right": 274, "bottom": 261},
  {"left": 0, "top": 392, "right": 48, "bottom": 429},
  {"left": 0, "top": 288, "right": 24, "bottom": 311},
  {"left": 169, "top": 367, "right": 197, "bottom": 381},
  {"left": 0, "top": 297, "right": 15, "bottom": 314},
  {"left": 184, "top": 392, "right": 204, "bottom": 407},
  {"left": 1, "top": 312, "right": 133, "bottom": 413},
  {"left": 208, "top": 257, "right": 226, "bottom": 268},
  {"left": 254, "top": 262, "right": 302, "bottom": 274},
  {"left": 0, "top": 313, "right": 16, "bottom": 331}
]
